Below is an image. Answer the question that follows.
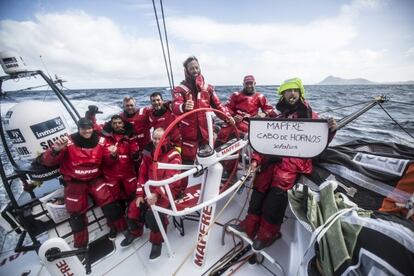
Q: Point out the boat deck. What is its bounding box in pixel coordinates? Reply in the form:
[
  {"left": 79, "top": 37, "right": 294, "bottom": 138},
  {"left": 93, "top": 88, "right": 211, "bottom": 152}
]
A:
[{"left": 0, "top": 180, "right": 312, "bottom": 276}]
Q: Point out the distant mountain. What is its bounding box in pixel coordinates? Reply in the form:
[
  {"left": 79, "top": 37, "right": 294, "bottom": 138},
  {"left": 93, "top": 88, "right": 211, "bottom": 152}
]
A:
[
  {"left": 318, "top": 76, "right": 375, "bottom": 85},
  {"left": 317, "top": 75, "right": 414, "bottom": 85}
]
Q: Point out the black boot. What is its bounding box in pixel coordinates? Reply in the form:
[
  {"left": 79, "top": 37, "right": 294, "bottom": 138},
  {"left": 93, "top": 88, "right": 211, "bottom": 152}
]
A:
[
  {"left": 149, "top": 243, "right": 162, "bottom": 261},
  {"left": 77, "top": 246, "right": 88, "bottom": 264},
  {"left": 252, "top": 239, "right": 267, "bottom": 251},
  {"left": 108, "top": 227, "right": 117, "bottom": 241},
  {"left": 120, "top": 232, "right": 139, "bottom": 248}
]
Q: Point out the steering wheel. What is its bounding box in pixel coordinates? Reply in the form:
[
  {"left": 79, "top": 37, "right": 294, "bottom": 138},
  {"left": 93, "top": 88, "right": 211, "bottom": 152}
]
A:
[{"left": 152, "top": 107, "right": 241, "bottom": 191}]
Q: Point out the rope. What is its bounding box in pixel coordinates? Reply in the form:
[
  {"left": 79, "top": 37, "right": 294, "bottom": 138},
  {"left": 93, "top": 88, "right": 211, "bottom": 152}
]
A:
[
  {"left": 159, "top": 0, "right": 174, "bottom": 89},
  {"left": 152, "top": 0, "right": 173, "bottom": 91},
  {"left": 388, "top": 100, "right": 414, "bottom": 106},
  {"left": 39, "top": 55, "right": 53, "bottom": 80},
  {"left": 209, "top": 174, "right": 255, "bottom": 275},
  {"left": 236, "top": 174, "right": 254, "bottom": 220},
  {"left": 378, "top": 103, "right": 414, "bottom": 140},
  {"left": 207, "top": 241, "right": 245, "bottom": 275},
  {"left": 318, "top": 100, "right": 371, "bottom": 114},
  {"left": 172, "top": 168, "right": 251, "bottom": 276}
]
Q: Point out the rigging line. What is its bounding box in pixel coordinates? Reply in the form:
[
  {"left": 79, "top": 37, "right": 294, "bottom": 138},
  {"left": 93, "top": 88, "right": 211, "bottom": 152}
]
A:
[
  {"left": 159, "top": 0, "right": 175, "bottom": 88},
  {"left": 42, "top": 85, "right": 51, "bottom": 102},
  {"left": 318, "top": 100, "right": 371, "bottom": 114},
  {"left": 152, "top": 0, "right": 173, "bottom": 91},
  {"left": 378, "top": 103, "right": 414, "bottom": 140},
  {"left": 39, "top": 55, "right": 53, "bottom": 80},
  {"left": 388, "top": 100, "right": 414, "bottom": 106}
]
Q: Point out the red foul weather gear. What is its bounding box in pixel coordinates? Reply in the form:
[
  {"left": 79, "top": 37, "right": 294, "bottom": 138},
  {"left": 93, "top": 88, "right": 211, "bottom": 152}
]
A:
[
  {"left": 120, "top": 107, "right": 151, "bottom": 151},
  {"left": 102, "top": 130, "right": 140, "bottom": 199},
  {"left": 147, "top": 101, "right": 180, "bottom": 146},
  {"left": 41, "top": 132, "right": 125, "bottom": 248},
  {"left": 172, "top": 74, "right": 231, "bottom": 161},
  {"left": 126, "top": 143, "right": 182, "bottom": 244}
]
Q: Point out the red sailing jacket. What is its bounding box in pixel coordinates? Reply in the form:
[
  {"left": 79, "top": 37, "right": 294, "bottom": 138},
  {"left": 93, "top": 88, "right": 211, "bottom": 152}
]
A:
[
  {"left": 135, "top": 144, "right": 182, "bottom": 199},
  {"left": 102, "top": 132, "right": 139, "bottom": 179},
  {"left": 120, "top": 107, "right": 151, "bottom": 150},
  {"left": 226, "top": 90, "right": 276, "bottom": 133},
  {"left": 147, "top": 101, "right": 180, "bottom": 144},
  {"left": 172, "top": 74, "right": 231, "bottom": 141},
  {"left": 42, "top": 134, "right": 105, "bottom": 181},
  {"left": 251, "top": 100, "right": 318, "bottom": 190}
]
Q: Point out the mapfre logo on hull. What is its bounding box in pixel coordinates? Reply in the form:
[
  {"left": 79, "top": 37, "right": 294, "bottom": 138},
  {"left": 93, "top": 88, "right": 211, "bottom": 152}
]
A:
[
  {"left": 30, "top": 117, "right": 66, "bottom": 139},
  {"left": 219, "top": 141, "right": 241, "bottom": 156},
  {"left": 194, "top": 205, "right": 213, "bottom": 267}
]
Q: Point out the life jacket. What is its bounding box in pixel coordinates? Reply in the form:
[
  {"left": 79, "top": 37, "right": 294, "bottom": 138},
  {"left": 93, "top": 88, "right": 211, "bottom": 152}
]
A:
[{"left": 58, "top": 133, "right": 105, "bottom": 181}]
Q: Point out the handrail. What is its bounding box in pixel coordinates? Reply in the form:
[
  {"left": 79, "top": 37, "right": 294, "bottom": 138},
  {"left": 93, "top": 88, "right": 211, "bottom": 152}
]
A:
[
  {"left": 144, "top": 138, "right": 248, "bottom": 196},
  {"left": 150, "top": 171, "right": 250, "bottom": 216}
]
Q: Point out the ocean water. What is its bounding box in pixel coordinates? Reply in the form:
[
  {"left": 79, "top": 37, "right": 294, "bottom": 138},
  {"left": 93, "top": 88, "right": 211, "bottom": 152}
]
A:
[{"left": 0, "top": 84, "right": 413, "bottom": 252}]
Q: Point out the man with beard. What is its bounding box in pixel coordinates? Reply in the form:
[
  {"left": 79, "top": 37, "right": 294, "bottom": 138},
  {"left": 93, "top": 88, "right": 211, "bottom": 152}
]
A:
[
  {"left": 230, "top": 78, "right": 337, "bottom": 251},
  {"left": 101, "top": 115, "right": 140, "bottom": 239},
  {"left": 41, "top": 118, "right": 127, "bottom": 251},
  {"left": 172, "top": 56, "right": 235, "bottom": 163},
  {"left": 147, "top": 92, "right": 180, "bottom": 146},
  {"left": 119, "top": 96, "right": 151, "bottom": 153},
  {"left": 218, "top": 75, "right": 275, "bottom": 142},
  {"left": 216, "top": 75, "right": 276, "bottom": 176}
]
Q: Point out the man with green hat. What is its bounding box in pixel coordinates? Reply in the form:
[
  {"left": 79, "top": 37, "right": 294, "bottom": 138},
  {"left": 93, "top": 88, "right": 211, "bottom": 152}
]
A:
[{"left": 230, "top": 77, "right": 336, "bottom": 251}]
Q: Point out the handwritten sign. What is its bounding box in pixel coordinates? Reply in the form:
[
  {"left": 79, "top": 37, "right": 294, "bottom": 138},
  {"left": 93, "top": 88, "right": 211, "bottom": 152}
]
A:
[{"left": 249, "top": 118, "right": 329, "bottom": 158}]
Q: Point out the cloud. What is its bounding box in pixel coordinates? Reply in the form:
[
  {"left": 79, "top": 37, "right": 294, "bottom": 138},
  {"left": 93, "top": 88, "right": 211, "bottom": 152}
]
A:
[
  {"left": 165, "top": 0, "right": 393, "bottom": 84},
  {"left": 340, "top": 0, "right": 386, "bottom": 17},
  {"left": 168, "top": 16, "right": 356, "bottom": 52},
  {"left": 405, "top": 47, "right": 414, "bottom": 57},
  {"left": 0, "top": 11, "right": 168, "bottom": 88},
  {"left": 0, "top": 0, "right": 410, "bottom": 89}
]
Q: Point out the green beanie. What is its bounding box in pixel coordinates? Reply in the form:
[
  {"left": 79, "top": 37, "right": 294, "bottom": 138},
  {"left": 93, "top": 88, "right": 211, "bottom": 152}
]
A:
[{"left": 277, "top": 77, "right": 305, "bottom": 98}]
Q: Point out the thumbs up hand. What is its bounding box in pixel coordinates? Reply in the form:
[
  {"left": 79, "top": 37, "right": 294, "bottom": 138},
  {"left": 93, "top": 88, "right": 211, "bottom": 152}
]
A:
[
  {"left": 185, "top": 94, "right": 194, "bottom": 111},
  {"left": 108, "top": 145, "right": 118, "bottom": 156}
]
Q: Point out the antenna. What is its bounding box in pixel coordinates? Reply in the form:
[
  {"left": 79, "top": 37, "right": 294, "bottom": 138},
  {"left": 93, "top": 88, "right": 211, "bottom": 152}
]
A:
[{"left": 39, "top": 55, "right": 53, "bottom": 79}]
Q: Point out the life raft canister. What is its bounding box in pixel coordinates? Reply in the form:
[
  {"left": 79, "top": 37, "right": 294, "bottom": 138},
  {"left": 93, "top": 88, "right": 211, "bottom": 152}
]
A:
[{"left": 3, "top": 101, "right": 70, "bottom": 160}]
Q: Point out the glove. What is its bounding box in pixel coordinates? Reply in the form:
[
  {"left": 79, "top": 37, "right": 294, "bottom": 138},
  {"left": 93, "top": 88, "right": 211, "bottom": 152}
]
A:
[
  {"left": 195, "top": 74, "right": 205, "bottom": 91},
  {"left": 85, "top": 105, "right": 103, "bottom": 119},
  {"left": 88, "top": 105, "right": 103, "bottom": 115}
]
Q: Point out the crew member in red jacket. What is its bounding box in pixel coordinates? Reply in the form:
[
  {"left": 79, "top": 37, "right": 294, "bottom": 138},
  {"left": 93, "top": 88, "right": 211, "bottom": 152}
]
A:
[
  {"left": 100, "top": 115, "right": 140, "bottom": 241},
  {"left": 41, "top": 118, "right": 126, "bottom": 249},
  {"left": 231, "top": 78, "right": 337, "bottom": 250},
  {"left": 102, "top": 115, "right": 140, "bottom": 199},
  {"left": 119, "top": 96, "right": 151, "bottom": 152},
  {"left": 217, "top": 75, "right": 275, "bottom": 142},
  {"left": 216, "top": 75, "right": 276, "bottom": 174},
  {"left": 147, "top": 92, "right": 180, "bottom": 146},
  {"left": 120, "top": 128, "right": 182, "bottom": 261},
  {"left": 172, "top": 56, "right": 234, "bottom": 162}
]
